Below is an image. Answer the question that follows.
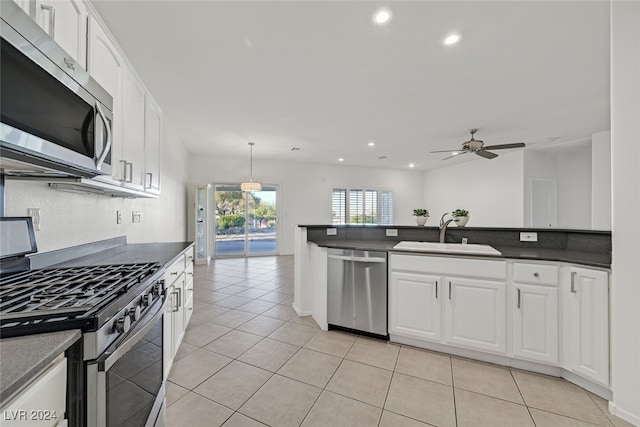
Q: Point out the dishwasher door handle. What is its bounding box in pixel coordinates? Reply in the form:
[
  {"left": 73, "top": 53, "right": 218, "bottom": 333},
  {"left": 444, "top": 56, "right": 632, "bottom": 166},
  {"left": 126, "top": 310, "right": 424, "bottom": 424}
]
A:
[{"left": 327, "top": 255, "right": 386, "bottom": 263}]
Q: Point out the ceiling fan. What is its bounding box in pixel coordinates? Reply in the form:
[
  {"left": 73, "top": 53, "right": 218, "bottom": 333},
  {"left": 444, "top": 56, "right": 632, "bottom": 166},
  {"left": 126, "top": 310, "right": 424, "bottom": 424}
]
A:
[{"left": 430, "top": 129, "right": 526, "bottom": 160}]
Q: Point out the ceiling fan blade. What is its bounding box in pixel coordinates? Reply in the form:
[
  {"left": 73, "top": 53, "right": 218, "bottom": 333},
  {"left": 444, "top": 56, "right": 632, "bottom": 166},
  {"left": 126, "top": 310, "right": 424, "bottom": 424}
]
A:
[
  {"left": 442, "top": 151, "right": 468, "bottom": 161},
  {"left": 483, "top": 143, "right": 526, "bottom": 150},
  {"left": 475, "top": 150, "right": 498, "bottom": 159},
  {"left": 430, "top": 149, "right": 462, "bottom": 153}
]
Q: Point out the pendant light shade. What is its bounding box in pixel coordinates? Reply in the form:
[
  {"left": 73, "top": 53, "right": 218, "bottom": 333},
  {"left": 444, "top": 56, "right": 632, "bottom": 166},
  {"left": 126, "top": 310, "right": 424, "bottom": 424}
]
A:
[{"left": 240, "top": 142, "right": 262, "bottom": 192}]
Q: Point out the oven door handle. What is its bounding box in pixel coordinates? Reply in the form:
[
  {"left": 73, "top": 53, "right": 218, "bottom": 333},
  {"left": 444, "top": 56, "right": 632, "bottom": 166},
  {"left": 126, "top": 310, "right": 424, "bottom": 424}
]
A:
[{"left": 97, "top": 293, "right": 169, "bottom": 372}]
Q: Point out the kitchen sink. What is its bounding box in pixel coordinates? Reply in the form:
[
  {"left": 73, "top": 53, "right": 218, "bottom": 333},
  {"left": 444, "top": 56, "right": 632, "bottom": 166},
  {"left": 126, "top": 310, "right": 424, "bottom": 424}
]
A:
[{"left": 392, "top": 241, "right": 502, "bottom": 256}]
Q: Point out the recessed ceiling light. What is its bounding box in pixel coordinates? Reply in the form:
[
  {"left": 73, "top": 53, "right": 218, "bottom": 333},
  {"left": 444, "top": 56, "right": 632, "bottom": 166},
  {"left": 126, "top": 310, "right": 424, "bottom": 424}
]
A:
[
  {"left": 368, "top": 141, "right": 376, "bottom": 147},
  {"left": 409, "top": 163, "right": 415, "bottom": 168},
  {"left": 443, "top": 33, "right": 461, "bottom": 46},
  {"left": 338, "top": 158, "right": 344, "bottom": 162},
  {"left": 451, "top": 151, "right": 459, "bottom": 155},
  {"left": 372, "top": 8, "right": 392, "bottom": 25}
]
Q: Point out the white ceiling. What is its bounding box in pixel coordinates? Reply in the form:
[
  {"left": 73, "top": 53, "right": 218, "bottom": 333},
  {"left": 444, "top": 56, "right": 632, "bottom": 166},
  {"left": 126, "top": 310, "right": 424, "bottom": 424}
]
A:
[{"left": 92, "top": 1, "right": 610, "bottom": 171}]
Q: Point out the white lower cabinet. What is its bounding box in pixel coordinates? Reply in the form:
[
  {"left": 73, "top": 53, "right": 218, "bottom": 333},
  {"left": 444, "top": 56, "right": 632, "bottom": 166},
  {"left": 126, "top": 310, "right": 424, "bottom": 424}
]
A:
[
  {"left": 562, "top": 266, "right": 609, "bottom": 386},
  {"left": 389, "top": 254, "right": 507, "bottom": 355},
  {"left": 389, "top": 271, "right": 441, "bottom": 341},
  {"left": 1, "top": 355, "right": 67, "bottom": 427},
  {"left": 512, "top": 262, "right": 559, "bottom": 364},
  {"left": 445, "top": 276, "right": 506, "bottom": 354},
  {"left": 163, "top": 247, "right": 194, "bottom": 379},
  {"left": 512, "top": 283, "right": 559, "bottom": 364}
]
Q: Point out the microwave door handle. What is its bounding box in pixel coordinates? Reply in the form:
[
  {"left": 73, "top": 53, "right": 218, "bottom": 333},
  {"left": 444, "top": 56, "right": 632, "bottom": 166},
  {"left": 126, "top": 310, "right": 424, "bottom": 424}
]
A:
[{"left": 95, "top": 103, "right": 112, "bottom": 171}]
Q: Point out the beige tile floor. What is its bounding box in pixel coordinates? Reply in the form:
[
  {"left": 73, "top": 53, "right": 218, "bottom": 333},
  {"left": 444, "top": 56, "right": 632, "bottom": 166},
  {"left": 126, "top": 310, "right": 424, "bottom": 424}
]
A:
[{"left": 166, "top": 256, "right": 633, "bottom": 427}]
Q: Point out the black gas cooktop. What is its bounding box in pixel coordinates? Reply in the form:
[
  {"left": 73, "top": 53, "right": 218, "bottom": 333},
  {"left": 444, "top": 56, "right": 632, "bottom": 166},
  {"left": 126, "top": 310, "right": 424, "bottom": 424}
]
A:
[{"left": 0, "top": 263, "right": 161, "bottom": 337}]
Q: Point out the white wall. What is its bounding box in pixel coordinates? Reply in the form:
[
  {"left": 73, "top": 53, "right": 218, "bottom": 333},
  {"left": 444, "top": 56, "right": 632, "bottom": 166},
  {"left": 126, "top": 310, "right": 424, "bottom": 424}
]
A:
[
  {"left": 4, "top": 121, "right": 189, "bottom": 253},
  {"left": 188, "top": 155, "right": 425, "bottom": 255},
  {"left": 591, "top": 130, "right": 612, "bottom": 230},
  {"left": 524, "top": 150, "right": 558, "bottom": 227},
  {"left": 556, "top": 147, "right": 592, "bottom": 229},
  {"left": 610, "top": 1, "right": 640, "bottom": 424},
  {"left": 423, "top": 151, "right": 524, "bottom": 227}
]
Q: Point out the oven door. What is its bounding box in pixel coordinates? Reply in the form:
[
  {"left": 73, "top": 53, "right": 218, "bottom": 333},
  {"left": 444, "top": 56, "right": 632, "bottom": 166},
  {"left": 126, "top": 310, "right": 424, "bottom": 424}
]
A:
[{"left": 86, "top": 294, "right": 169, "bottom": 427}]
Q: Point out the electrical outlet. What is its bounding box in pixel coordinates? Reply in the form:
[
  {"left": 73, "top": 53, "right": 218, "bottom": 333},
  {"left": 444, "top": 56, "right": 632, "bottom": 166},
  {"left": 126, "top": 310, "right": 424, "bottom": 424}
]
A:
[
  {"left": 461, "top": 237, "right": 468, "bottom": 245},
  {"left": 326, "top": 228, "right": 337, "bottom": 236},
  {"left": 132, "top": 211, "right": 142, "bottom": 223},
  {"left": 520, "top": 232, "right": 538, "bottom": 242},
  {"left": 116, "top": 210, "right": 122, "bottom": 224},
  {"left": 386, "top": 229, "right": 398, "bottom": 237},
  {"left": 27, "top": 208, "right": 41, "bottom": 231}
]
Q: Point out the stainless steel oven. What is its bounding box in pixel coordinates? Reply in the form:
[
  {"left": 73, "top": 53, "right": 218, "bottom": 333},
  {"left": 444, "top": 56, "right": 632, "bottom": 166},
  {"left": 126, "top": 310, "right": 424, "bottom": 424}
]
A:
[
  {"left": 0, "top": 1, "right": 113, "bottom": 178},
  {"left": 86, "top": 289, "right": 168, "bottom": 427}
]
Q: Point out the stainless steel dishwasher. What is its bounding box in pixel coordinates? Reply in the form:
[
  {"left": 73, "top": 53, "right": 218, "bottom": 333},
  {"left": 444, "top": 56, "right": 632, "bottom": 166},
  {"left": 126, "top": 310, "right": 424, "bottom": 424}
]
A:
[{"left": 327, "top": 248, "right": 388, "bottom": 338}]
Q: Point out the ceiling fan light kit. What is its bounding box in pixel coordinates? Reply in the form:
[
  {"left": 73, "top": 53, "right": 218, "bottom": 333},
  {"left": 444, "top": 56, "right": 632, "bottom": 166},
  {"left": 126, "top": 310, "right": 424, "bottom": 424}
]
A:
[{"left": 431, "top": 129, "right": 526, "bottom": 161}]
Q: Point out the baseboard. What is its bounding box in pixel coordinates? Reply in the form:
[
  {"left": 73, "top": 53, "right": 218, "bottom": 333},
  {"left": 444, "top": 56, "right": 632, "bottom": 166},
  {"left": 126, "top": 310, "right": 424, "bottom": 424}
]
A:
[
  {"left": 292, "top": 302, "right": 310, "bottom": 317},
  {"left": 608, "top": 402, "right": 640, "bottom": 426}
]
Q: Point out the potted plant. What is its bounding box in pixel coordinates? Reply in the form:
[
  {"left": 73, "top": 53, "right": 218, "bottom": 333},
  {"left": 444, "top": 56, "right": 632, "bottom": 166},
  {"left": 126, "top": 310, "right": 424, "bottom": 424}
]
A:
[
  {"left": 413, "top": 209, "right": 429, "bottom": 226},
  {"left": 452, "top": 209, "right": 469, "bottom": 227}
]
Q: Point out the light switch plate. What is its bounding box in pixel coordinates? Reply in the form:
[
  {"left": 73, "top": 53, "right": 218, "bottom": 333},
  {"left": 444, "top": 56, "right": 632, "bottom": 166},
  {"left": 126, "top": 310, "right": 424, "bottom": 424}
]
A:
[
  {"left": 386, "top": 229, "right": 398, "bottom": 237},
  {"left": 132, "top": 211, "right": 142, "bottom": 223},
  {"left": 27, "top": 208, "right": 40, "bottom": 231},
  {"left": 520, "top": 232, "right": 538, "bottom": 242},
  {"left": 326, "top": 228, "right": 337, "bottom": 236}
]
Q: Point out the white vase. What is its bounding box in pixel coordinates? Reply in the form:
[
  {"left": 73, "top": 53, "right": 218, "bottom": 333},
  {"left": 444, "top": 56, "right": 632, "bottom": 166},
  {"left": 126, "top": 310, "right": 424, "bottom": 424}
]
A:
[
  {"left": 414, "top": 216, "right": 428, "bottom": 226},
  {"left": 454, "top": 216, "right": 469, "bottom": 227}
]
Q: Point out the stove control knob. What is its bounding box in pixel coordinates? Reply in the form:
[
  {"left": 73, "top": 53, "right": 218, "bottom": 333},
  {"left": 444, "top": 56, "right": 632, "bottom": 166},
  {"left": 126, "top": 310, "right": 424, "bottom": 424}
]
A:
[
  {"left": 115, "top": 313, "right": 131, "bottom": 333},
  {"left": 131, "top": 305, "right": 141, "bottom": 321},
  {"left": 144, "top": 292, "right": 154, "bottom": 306}
]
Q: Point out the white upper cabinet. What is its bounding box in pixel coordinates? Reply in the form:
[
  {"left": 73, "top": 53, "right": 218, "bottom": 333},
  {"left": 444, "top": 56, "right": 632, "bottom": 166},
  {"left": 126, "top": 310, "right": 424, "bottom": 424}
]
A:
[
  {"left": 121, "top": 68, "right": 146, "bottom": 190},
  {"left": 144, "top": 97, "right": 162, "bottom": 194},
  {"left": 35, "top": 0, "right": 88, "bottom": 68},
  {"left": 87, "top": 14, "right": 124, "bottom": 183},
  {"left": 562, "top": 266, "right": 609, "bottom": 386}
]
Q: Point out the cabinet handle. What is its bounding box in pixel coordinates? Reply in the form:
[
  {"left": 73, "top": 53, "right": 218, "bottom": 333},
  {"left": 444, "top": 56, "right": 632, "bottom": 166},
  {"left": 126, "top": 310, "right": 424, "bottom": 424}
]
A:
[
  {"left": 435, "top": 280, "right": 438, "bottom": 299},
  {"left": 172, "top": 289, "right": 180, "bottom": 312},
  {"left": 63, "top": 57, "right": 75, "bottom": 71},
  {"left": 517, "top": 288, "right": 521, "bottom": 308},
  {"left": 170, "top": 271, "right": 178, "bottom": 276},
  {"left": 449, "top": 281, "right": 452, "bottom": 300},
  {"left": 119, "top": 160, "right": 127, "bottom": 181},
  {"left": 145, "top": 172, "right": 153, "bottom": 189},
  {"left": 40, "top": 4, "right": 56, "bottom": 38},
  {"left": 570, "top": 272, "right": 577, "bottom": 293},
  {"left": 126, "top": 162, "right": 133, "bottom": 183},
  {"left": 533, "top": 272, "right": 539, "bottom": 278}
]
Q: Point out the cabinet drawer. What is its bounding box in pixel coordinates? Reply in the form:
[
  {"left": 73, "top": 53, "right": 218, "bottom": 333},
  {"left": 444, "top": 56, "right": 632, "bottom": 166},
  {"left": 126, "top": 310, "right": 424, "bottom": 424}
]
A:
[
  {"left": 513, "top": 263, "right": 558, "bottom": 286},
  {"left": 165, "top": 254, "right": 186, "bottom": 284},
  {"left": 185, "top": 247, "right": 195, "bottom": 266},
  {"left": 390, "top": 254, "right": 506, "bottom": 280}
]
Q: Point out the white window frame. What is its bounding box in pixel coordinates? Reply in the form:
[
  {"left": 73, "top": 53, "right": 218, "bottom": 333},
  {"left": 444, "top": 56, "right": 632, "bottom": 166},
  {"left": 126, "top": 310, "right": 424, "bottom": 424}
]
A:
[{"left": 332, "top": 188, "right": 393, "bottom": 224}]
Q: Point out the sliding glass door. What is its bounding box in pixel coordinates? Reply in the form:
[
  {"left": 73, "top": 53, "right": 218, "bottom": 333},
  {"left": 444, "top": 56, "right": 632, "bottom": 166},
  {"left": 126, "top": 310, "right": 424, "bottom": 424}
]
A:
[{"left": 214, "top": 184, "right": 278, "bottom": 257}]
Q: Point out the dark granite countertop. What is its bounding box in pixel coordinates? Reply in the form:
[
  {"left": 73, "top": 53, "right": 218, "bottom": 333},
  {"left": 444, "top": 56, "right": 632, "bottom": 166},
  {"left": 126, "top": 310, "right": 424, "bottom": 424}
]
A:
[
  {"left": 310, "top": 239, "right": 611, "bottom": 269},
  {"left": 0, "top": 329, "right": 81, "bottom": 405},
  {"left": 50, "top": 242, "right": 194, "bottom": 268}
]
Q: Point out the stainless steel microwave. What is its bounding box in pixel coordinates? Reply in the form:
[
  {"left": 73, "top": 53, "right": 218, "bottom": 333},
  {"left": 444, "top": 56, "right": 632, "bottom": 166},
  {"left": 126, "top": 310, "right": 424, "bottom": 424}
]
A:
[{"left": 0, "top": 2, "right": 113, "bottom": 178}]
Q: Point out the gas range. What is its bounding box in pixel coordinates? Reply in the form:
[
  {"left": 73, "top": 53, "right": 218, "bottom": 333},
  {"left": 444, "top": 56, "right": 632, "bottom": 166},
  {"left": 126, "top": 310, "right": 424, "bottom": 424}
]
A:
[{"left": 0, "top": 262, "right": 164, "bottom": 358}]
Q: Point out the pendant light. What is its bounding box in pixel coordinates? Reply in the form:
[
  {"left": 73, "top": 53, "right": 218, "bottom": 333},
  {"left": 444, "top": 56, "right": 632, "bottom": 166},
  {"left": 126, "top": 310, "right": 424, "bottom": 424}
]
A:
[{"left": 240, "top": 142, "right": 262, "bottom": 192}]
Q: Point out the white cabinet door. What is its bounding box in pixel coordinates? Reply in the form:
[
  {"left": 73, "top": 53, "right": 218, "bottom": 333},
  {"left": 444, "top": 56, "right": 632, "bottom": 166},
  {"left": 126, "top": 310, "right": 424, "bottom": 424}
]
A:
[
  {"left": 184, "top": 264, "right": 194, "bottom": 327},
  {"left": 563, "top": 267, "right": 609, "bottom": 385},
  {"left": 445, "top": 276, "right": 507, "bottom": 354},
  {"left": 87, "top": 15, "right": 124, "bottom": 182},
  {"left": 121, "top": 68, "right": 146, "bottom": 190},
  {"left": 513, "top": 284, "right": 558, "bottom": 364},
  {"left": 389, "top": 271, "right": 441, "bottom": 342},
  {"left": 34, "top": 0, "right": 88, "bottom": 68},
  {"left": 144, "top": 97, "right": 162, "bottom": 194}
]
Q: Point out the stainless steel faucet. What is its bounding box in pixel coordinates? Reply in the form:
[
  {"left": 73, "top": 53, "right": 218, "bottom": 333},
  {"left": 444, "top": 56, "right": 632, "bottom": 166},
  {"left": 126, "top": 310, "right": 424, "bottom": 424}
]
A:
[{"left": 439, "top": 212, "right": 456, "bottom": 243}]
